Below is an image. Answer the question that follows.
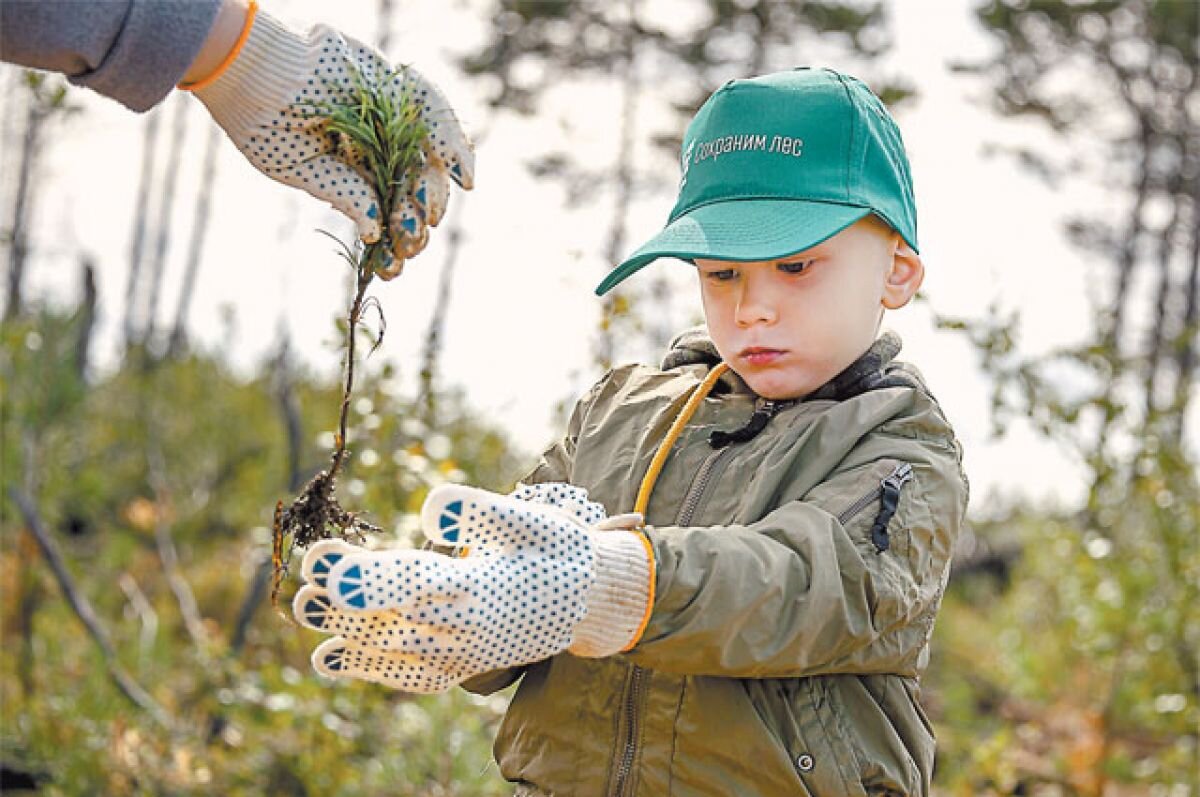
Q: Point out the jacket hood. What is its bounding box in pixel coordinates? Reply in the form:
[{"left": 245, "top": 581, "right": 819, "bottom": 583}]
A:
[{"left": 661, "top": 325, "right": 722, "bottom": 370}]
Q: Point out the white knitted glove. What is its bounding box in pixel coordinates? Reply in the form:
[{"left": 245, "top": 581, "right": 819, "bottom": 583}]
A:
[
  {"left": 292, "top": 484, "right": 653, "bottom": 693},
  {"left": 190, "top": 8, "right": 474, "bottom": 277},
  {"left": 509, "top": 482, "right": 644, "bottom": 532}
]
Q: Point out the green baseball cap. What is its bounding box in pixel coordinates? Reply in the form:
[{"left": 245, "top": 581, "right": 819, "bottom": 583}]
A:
[{"left": 595, "top": 67, "right": 918, "bottom": 296}]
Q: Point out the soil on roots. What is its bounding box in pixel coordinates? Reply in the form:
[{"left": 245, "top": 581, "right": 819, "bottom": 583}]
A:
[{"left": 270, "top": 467, "right": 382, "bottom": 614}]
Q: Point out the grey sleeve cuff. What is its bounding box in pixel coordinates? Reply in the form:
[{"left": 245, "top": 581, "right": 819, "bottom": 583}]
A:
[{"left": 0, "top": 0, "right": 222, "bottom": 112}]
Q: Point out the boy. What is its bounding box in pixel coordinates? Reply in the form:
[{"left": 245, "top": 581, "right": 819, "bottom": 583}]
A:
[{"left": 293, "top": 67, "right": 968, "bottom": 796}]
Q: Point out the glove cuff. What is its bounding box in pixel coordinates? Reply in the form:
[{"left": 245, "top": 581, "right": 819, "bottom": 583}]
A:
[
  {"left": 569, "top": 530, "right": 654, "bottom": 658},
  {"left": 192, "top": 8, "right": 311, "bottom": 133}
]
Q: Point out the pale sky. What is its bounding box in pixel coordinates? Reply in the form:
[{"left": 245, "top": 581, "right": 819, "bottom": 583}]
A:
[{"left": 8, "top": 0, "right": 1192, "bottom": 513}]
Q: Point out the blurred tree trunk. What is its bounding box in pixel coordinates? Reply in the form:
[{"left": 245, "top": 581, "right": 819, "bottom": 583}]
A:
[
  {"left": 3, "top": 79, "right": 40, "bottom": 321},
  {"left": 594, "top": 0, "right": 639, "bottom": 371},
  {"left": 1174, "top": 168, "right": 1200, "bottom": 440},
  {"left": 377, "top": 0, "right": 395, "bottom": 55},
  {"left": 3, "top": 73, "right": 73, "bottom": 321},
  {"left": 140, "top": 96, "right": 190, "bottom": 352},
  {"left": 1144, "top": 166, "right": 1186, "bottom": 421},
  {"left": 74, "top": 256, "right": 96, "bottom": 379},
  {"left": 273, "top": 336, "right": 305, "bottom": 495},
  {"left": 168, "top": 124, "right": 221, "bottom": 359},
  {"left": 417, "top": 219, "right": 464, "bottom": 425},
  {"left": 231, "top": 337, "right": 303, "bottom": 654},
  {"left": 124, "top": 109, "right": 162, "bottom": 349}
]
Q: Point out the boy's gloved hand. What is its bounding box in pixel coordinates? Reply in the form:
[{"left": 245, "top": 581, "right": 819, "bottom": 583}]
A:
[
  {"left": 508, "top": 481, "right": 644, "bottom": 532},
  {"left": 292, "top": 484, "right": 652, "bottom": 693},
  {"left": 190, "top": 8, "right": 474, "bottom": 278}
]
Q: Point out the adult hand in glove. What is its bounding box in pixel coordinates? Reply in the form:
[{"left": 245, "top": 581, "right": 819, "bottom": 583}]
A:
[
  {"left": 292, "top": 484, "right": 652, "bottom": 693},
  {"left": 184, "top": 1, "right": 474, "bottom": 278}
]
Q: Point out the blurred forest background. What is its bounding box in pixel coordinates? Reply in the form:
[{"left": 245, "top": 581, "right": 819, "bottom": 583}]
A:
[{"left": 1, "top": 0, "right": 1197, "bottom": 794}]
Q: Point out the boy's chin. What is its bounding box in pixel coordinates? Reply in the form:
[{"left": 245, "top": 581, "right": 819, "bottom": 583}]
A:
[{"left": 737, "top": 371, "right": 812, "bottom": 401}]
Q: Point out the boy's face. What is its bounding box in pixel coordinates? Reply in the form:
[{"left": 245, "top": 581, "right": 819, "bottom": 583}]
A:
[{"left": 696, "top": 216, "right": 924, "bottom": 400}]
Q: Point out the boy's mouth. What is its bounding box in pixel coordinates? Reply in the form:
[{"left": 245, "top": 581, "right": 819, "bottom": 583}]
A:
[{"left": 739, "top": 347, "right": 785, "bottom": 366}]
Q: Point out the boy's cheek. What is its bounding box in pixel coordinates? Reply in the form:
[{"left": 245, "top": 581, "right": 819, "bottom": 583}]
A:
[
  {"left": 698, "top": 311, "right": 722, "bottom": 346},
  {"left": 703, "top": 322, "right": 739, "bottom": 364}
]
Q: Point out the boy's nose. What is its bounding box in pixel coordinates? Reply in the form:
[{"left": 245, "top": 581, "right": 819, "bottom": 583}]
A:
[{"left": 734, "top": 281, "right": 778, "bottom": 327}]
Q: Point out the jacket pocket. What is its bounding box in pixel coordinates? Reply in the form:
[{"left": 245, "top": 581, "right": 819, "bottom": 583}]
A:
[
  {"left": 745, "top": 679, "right": 868, "bottom": 797},
  {"left": 836, "top": 461, "right": 913, "bottom": 558},
  {"left": 845, "top": 675, "right": 934, "bottom": 795},
  {"left": 675, "top": 676, "right": 815, "bottom": 796}
]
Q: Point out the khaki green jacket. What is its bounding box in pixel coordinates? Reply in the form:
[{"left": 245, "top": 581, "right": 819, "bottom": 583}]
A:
[{"left": 465, "top": 331, "right": 969, "bottom": 797}]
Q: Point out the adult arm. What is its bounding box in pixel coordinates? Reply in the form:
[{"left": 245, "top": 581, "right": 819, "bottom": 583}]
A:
[
  {"left": 0, "top": 0, "right": 226, "bottom": 111},
  {"left": 2, "top": 0, "right": 474, "bottom": 271}
]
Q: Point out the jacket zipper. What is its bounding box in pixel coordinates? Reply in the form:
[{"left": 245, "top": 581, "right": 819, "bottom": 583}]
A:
[
  {"left": 610, "top": 399, "right": 783, "bottom": 797},
  {"left": 611, "top": 445, "right": 731, "bottom": 797},
  {"left": 611, "top": 664, "right": 648, "bottom": 796},
  {"left": 675, "top": 444, "right": 732, "bottom": 526},
  {"left": 836, "top": 462, "right": 913, "bottom": 551}
]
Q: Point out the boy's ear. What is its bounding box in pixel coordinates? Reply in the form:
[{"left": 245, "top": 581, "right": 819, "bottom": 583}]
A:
[{"left": 882, "top": 240, "right": 924, "bottom": 310}]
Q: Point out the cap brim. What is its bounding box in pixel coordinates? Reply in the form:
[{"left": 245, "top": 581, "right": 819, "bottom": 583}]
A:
[{"left": 595, "top": 200, "right": 871, "bottom": 296}]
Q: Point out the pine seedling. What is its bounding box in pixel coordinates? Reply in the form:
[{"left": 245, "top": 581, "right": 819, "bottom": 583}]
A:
[{"left": 271, "top": 63, "right": 430, "bottom": 615}]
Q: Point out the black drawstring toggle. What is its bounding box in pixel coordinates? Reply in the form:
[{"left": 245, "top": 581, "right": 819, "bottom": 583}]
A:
[{"left": 708, "top": 400, "right": 791, "bottom": 448}]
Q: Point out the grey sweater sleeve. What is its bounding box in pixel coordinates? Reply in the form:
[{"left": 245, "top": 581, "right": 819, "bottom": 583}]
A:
[{"left": 0, "top": 0, "right": 223, "bottom": 112}]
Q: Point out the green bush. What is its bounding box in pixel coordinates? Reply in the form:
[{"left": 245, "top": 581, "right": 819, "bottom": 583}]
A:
[{"left": 1, "top": 307, "right": 523, "bottom": 795}]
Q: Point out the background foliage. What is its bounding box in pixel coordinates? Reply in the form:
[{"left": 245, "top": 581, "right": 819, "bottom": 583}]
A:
[{"left": 1, "top": 0, "right": 1196, "bottom": 795}]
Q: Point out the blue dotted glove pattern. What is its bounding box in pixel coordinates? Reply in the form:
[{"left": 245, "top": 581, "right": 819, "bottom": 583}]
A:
[
  {"left": 293, "top": 483, "right": 603, "bottom": 692},
  {"left": 507, "top": 482, "right": 607, "bottom": 528}
]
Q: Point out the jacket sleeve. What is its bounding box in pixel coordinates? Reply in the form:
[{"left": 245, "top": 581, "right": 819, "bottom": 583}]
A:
[
  {"left": 460, "top": 371, "right": 612, "bottom": 696},
  {"left": 626, "top": 433, "right": 968, "bottom": 679},
  {"left": 0, "top": 0, "right": 221, "bottom": 111}
]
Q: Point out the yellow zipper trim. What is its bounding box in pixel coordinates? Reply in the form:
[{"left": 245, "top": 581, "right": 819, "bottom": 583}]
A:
[{"left": 633, "top": 362, "right": 729, "bottom": 518}]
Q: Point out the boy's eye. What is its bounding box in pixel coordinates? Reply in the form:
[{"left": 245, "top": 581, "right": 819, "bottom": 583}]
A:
[
  {"left": 703, "top": 268, "right": 738, "bottom": 282},
  {"left": 778, "top": 259, "right": 815, "bottom": 275}
]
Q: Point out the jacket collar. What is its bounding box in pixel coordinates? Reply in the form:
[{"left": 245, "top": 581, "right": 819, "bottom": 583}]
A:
[{"left": 805, "top": 331, "right": 904, "bottom": 402}]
